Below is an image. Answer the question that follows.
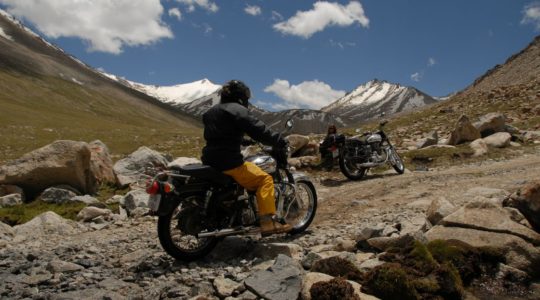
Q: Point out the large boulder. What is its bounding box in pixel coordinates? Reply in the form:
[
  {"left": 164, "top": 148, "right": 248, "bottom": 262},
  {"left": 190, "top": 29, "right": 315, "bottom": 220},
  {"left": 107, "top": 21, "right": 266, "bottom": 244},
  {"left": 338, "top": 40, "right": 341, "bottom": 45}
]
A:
[
  {"left": 473, "top": 112, "right": 506, "bottom": 137},
  {"left": 89, "top": 140, "right": 116, "bottom": 185},
  {"left": 440, "top": 201, "right": 540, "bottom": 246},
  {"left": 426, "top": 226, "right": 540, "bottom": 276},
  {"left": 483, "top": 132, "right": 512, "bottom": 148},
  {"left": 447, "top": 115, "right": 481, "bottom": 145},
  {"left": 0, "top": 140, "right": 98, "bottom": 198},
  {"left": 123, "top": 190, "right": 150, "bottom": 215},
  {"left": 504, "top": 181, "right": 540, "bottom": 232},
  {"left": 113, "top": 146, "right": 169, "bottom": 187},
  {"left": 286, "top": 135, "right": 310, "bottom": 157}
]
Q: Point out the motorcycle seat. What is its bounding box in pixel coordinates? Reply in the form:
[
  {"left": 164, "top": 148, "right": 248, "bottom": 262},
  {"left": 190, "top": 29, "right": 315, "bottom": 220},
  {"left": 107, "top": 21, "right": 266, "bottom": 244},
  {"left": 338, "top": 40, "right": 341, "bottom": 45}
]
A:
[{"left": 170, "top": 164, "right": 235, "bottom": 185}]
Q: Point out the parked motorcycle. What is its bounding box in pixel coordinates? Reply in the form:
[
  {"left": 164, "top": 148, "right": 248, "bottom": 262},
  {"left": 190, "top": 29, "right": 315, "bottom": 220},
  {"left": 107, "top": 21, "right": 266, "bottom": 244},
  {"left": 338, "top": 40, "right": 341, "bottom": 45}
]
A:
[
  {"left": 339, "top": 120, "right": 405, "bottom": 180},
  {"left": 146, "top": 120, "right": 317, "bottom": 261}
]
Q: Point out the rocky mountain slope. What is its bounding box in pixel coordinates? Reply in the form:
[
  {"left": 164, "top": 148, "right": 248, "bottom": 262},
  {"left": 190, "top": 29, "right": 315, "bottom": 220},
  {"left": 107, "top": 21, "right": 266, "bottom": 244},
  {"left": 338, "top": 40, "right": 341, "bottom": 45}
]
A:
[
  {"left": 322, "top": 79, "right": 438, "bottom": 125},
  {"left": 0, "top": 10, "right": 201, "bottom": 163},
  {"left": 380, "top": 35, "right": 540, "bottom": 146}
]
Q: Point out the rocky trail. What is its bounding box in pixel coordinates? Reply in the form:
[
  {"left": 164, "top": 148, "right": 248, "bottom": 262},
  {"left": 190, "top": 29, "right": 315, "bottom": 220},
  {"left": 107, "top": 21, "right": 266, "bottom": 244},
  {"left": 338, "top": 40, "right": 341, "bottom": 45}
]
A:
[{"left": 2, "top": 148, "right": 540, "bottom": 299}]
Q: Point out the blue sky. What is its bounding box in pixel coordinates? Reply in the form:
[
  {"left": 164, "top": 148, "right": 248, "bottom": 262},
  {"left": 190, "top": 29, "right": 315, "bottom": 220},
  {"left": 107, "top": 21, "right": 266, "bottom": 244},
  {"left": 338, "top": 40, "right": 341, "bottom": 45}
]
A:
[{"left": 1, "top": 0, "right": 539, "bottom": 111}]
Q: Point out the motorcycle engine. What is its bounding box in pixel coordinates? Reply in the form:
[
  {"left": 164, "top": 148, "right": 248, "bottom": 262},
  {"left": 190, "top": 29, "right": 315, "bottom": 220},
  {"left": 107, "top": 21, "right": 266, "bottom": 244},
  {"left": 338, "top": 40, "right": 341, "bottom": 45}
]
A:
[{"left": 366, "top": 133, "right": 383, "bottom": 163}]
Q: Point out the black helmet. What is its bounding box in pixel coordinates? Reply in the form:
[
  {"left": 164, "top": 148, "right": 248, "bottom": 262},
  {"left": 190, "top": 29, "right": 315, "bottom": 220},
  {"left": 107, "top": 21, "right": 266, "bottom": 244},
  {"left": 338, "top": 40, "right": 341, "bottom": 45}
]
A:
[{"left": 220, "top": 80, "right": 251, "bottom": 107}]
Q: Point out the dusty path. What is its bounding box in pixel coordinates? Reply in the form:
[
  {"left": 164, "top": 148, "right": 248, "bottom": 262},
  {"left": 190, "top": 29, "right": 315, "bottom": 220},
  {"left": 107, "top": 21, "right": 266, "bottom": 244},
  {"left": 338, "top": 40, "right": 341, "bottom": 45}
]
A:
[{"left": 312, "top": 148, "right": 540, "bottom": 227}]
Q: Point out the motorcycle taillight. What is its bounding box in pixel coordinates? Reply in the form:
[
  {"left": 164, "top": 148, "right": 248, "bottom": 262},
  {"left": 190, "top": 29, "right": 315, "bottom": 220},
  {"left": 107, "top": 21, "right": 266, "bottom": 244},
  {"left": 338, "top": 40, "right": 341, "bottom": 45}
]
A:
[{"left": 146, "top": 181, "right": 160, "bottom": 194}]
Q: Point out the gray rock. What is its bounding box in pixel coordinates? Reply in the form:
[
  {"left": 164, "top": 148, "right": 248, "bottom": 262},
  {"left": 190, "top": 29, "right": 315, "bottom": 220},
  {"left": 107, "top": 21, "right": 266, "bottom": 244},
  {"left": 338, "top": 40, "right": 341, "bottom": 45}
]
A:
[
  {"left": 47, "top": 259, "right": 84, "bottom": 273},
  {"left": 245, "top": 254, "right": 304, "bottom": 300},
  {"left": 0, "top": 184, "right": 24, "bottom": 202},
  {"left": 426, "top": 197, "right": 456, "bottom": 225},
  {"left": 426, "top": 226, "right": 540, "bottom": 276},
  {"left": 113, "top": 146, "right": 169, "bottom": 187},
  {"left": 367, "top": 232, "right": 426, "bottom": 252},
  {"left": 503, "top": 181, "right": 540, "bottom": 232},
  {"left": 123, "top": 189, "right": 150, "bottom": 214},
  {"left": 400, "top": 215, "right": 432, "bottom": 235},
  {"left": 252, "top": 243, "right": 304, "bottom": 260},
  {"left": 448, "top": 115, "right": 481, "bottom": 145},
  {"left": 473, "top": 112, "right": 506, "bottom": 137},
  {"left": 50, "top": 288, "right": 124, "bottom": 300},
  {"left": 77, "top": 206, "right": 112, "bottom": 222},
  {"left": 106, "top": 195, "right": 124, "bottom": 204},
  {"left": 0, "top": 221, "right": 14, "bottom": 241},
  {"left": 416, "top": 131, "right": 438, "bottom": 149},
  {"left": 213, "top": 277, "right": 244, "bottom": 298},
  {"left": 168, "top": 157, "right": 201, "bottom": 169},
  {"left": 0, "top": 140, "right": 98, "bottom": 196},
  {"left": 483, "top": 132, "right": 512, "bottom": 148},
  {"left": 470, "top": 138, "right": 488, "bottom": 157},
  {"left": 285, "top": 134, "right": 310, "bottom": 156},
  {"left": 14, "top": 211, "right": 77, "bottom": 241},
  {"left": 40, "top": 187, "right": 78, "bottom": 204},
  {"left": 0, "top": 193, "right": 22, "bottom": 207},
  {"left": 523, "top": 130, "right": 540, "bottom": 142},
  {"left": 70, "top": 195, "right": 100, "bottom": 205},
  {"left": 440, "top": 201, "right": 540, "bottom": 245}
]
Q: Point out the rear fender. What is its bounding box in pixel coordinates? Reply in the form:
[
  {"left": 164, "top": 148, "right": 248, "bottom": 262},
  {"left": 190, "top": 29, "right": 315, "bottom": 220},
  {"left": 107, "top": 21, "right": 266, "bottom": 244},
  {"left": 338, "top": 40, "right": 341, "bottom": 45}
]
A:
[{"left": 156, "top": 184, "right": 208, "bottom": 216}]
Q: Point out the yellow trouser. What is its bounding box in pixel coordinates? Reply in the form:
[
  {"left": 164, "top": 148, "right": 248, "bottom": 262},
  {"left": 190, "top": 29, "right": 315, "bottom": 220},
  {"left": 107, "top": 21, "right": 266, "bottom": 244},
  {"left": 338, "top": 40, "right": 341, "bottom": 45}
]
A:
[{"left": 223, "top": 162, "right": 276, "bottom": 216}]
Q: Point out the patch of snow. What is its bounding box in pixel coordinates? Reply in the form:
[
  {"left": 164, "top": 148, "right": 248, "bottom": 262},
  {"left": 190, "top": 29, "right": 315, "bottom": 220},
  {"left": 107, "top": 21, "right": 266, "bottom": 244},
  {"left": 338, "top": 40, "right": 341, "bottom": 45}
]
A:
[
  {"left": 71, "top": 78, "right": 83, "bottom": 85},
  {"left": 0, "top": 26, "right": 13, "bottom": 41}
]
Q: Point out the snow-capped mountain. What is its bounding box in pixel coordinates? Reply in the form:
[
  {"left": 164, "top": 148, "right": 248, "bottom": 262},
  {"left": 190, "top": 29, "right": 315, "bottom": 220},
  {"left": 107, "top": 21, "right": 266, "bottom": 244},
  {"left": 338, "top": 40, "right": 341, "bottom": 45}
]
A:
[
  {"left": 322, "top": 79, "right": 438, "bottom": 124},
  {"left": 101, "top": 73, "right": 221, "bottom": 105}
]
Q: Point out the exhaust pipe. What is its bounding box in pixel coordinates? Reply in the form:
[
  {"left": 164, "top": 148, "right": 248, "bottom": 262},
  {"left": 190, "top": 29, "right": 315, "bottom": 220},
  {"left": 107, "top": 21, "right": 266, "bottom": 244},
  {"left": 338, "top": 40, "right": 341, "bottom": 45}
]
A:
[
  {"left": 358, "top": 162, "right": 380, "bottom": 168},
  {"left": 197, "top": 227, "right": 261, "bottom": 238}
]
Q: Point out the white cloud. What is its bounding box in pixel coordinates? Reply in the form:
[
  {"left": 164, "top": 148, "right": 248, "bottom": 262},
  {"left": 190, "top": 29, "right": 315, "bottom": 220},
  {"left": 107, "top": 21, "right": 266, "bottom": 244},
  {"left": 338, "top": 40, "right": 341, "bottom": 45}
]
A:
[
  {"left": 428, "top": 57, "right": 436, "bottom": 67},
  {"left": 411, "top": 72, "right": 422, "bottom": 82},
  {"left": 0, "top": 0, "right": 173, "bottom": 54},
  {"left": 522, "top": 2, "right": 540, "bottom": 30},
  {"left": 176, "top": 0, "right": 218, "bottom": 13},
  {"left": 168, "top": 8, "right": 182, "bottom": 21},
  {"left": 245, "top": 5, "right": 262, "bottom": 16},
  {"left": 264, "top": 79, "right": 346, "bottom": 109},
  {"left": 273, "top": 1, "right": 369, "bottom": 39}
]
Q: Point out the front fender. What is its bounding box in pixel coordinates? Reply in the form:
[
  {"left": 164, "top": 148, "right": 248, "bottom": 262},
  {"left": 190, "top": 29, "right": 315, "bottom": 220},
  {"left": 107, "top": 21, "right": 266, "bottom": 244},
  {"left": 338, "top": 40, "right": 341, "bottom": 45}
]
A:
[{"left": 291, "top": 172, "right": 313, "bottom": 184}]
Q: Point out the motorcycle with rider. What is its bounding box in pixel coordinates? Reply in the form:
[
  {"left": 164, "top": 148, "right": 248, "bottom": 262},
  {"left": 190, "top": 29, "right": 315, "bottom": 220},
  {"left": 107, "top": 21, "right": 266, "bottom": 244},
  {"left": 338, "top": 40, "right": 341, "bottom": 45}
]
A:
[{"left": 146, "top": 80, "right": 317, "bottom": 261}]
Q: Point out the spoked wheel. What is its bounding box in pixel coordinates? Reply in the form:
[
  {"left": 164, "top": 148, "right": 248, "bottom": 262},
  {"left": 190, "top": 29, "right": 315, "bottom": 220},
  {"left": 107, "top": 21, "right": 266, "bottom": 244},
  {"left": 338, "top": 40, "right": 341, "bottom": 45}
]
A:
[
  {"left": 282, "top": 180, "right": 317, "bottom": 234},
  {"left": 339, "top": 150, "right": 367, "bottom": 180},
  {"left": 388, "top": 146, "right": 405, "bottom": 174},
  {"left": 157, "top": 195, "right": 218, "bottom": 261}
]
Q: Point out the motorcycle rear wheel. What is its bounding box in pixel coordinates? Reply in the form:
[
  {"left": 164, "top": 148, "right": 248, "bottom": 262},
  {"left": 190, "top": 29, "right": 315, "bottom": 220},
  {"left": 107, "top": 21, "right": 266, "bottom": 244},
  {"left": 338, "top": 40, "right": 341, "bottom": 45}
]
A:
[
  {"left": 339, "top": 152, "right": 367, "bottom": 180},
  {"left": 157, "top": 195, "right": 218, "bottom": 261}
]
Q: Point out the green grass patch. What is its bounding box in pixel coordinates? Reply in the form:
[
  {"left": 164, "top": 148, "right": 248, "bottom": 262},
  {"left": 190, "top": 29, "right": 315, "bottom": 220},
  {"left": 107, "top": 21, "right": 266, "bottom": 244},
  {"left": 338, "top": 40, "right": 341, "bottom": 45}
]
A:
[{"left": 0, "top": 200, "right": 87, "bottom": 226}]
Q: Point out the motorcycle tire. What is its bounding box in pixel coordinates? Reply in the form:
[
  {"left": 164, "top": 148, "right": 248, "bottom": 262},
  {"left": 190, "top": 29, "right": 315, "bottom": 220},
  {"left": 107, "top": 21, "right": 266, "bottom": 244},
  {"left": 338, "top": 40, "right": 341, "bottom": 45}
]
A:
[
  {"left": 287, "top": 180, "right": 317, "bottom": 235},
  {"left": 339, "top": 152, "right": 367, "bottom": 181},
  {"left": 388, "top": 147, "right": 405, "bottom": 174},
  {"left": 157, "top": 197, "right": 218, "bottom": 261}
]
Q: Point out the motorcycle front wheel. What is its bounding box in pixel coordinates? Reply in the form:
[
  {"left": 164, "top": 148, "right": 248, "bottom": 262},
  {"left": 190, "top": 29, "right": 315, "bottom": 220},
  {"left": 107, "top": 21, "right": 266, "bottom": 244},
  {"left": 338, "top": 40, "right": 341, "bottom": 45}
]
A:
[
  {"left": 388, "top": 147, "right": 405, "bottom": 174},
  {"left": 157, "top": 194, "right": 218, "bottom": 261},
  {"left": 283, "top": 180, "right": 317, "bottom": 234},
  {"left": 339, "top": 150, "right": 367, "bottom": 180}
]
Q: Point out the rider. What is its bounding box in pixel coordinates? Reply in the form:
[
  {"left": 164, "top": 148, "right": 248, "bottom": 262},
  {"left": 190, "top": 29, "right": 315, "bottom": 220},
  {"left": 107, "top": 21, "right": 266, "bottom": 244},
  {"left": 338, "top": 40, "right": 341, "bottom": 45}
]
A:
[{"left": 201, "top": 80, "right": 292, "bottom": 235}]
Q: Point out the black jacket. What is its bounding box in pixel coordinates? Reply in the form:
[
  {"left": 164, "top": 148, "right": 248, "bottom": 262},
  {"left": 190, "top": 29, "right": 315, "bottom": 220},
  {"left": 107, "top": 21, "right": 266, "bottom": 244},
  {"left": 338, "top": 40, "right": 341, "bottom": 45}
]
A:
[{"left": 202, "top": 102, "right": 283, "bottom": 171}]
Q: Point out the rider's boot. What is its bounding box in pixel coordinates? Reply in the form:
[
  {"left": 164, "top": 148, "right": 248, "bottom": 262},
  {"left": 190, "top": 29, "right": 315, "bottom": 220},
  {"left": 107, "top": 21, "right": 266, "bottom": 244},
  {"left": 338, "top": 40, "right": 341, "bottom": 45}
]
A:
[{"left": 259, "top": 215, "right": 292, "bottom": 236}]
